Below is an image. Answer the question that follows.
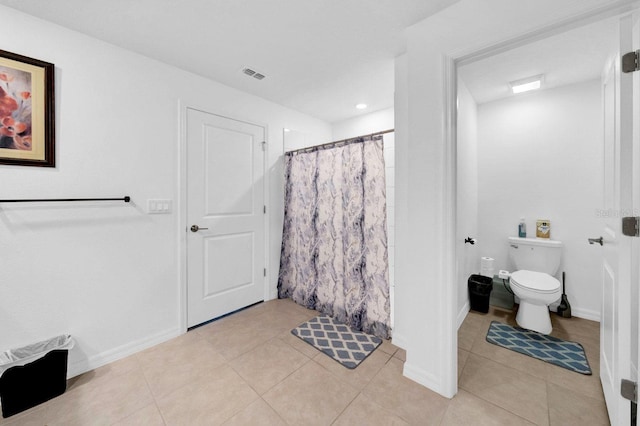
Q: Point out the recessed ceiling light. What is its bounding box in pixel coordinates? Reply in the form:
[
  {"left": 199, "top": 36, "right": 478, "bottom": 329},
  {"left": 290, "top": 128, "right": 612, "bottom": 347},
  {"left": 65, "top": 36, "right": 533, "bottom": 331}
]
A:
[
  {"left": 355, "top": 103, "right": 368, "bottom": 109},
  {"left": 510, "top": 75, "right": 543, "bottom": 94},
  {"left": 284, "top": 128, "right": 290, "bottom": 132}
]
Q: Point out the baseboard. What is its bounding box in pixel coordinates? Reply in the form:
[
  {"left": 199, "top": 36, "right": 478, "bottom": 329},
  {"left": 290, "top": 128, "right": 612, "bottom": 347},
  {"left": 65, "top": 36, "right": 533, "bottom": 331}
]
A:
[
  {"left": 403, "top": 361, "right": 455, "bottom": 398},
  {"left": 391, "top": 332, "right": 408, "bottom": 350},
  {"left": 67, "top": 326, "right": 182, "bottom": 378},
  {"left": 457, "top": 301, "right": 469, "bottom": 330},
  {"left": 570, "top": 307, "right": 601, "bottom": 322}
]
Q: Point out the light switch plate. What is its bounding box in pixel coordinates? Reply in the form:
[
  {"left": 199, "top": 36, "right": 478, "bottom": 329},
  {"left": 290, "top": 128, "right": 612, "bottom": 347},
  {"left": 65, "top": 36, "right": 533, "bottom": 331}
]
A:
[{"left": 148, "top": 199, "right": 172, "bottom": 214}]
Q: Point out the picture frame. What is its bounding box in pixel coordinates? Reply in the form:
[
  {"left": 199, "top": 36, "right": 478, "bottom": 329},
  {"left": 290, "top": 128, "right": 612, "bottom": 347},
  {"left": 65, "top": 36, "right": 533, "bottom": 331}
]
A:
[{"left": 0, "top": 49, "right": 55, "bottom": 167}]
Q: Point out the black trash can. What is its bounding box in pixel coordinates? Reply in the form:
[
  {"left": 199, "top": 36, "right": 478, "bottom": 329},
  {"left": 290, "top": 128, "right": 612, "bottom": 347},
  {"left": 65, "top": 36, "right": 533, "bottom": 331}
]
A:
[
  {"left": 0, "top": 335, "right": 74, "bottom": 418},
  {"left": 468, "top": 274, "right": 493, "bottom": 313}
]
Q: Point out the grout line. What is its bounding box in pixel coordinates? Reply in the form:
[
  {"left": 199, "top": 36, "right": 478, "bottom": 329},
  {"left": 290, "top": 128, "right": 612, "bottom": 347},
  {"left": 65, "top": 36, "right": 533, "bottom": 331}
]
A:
[
  {"left": 258, "top": 396, "right": 289, "bottom": 425},
  {"left": 328, "top": 390, "right": 361, "bottom": 425}
]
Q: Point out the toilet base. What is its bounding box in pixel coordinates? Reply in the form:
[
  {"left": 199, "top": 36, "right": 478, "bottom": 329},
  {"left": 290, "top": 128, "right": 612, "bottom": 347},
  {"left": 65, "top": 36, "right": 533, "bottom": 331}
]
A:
[{"left": 516, "top": 301, "right": 552, "bottom": 334}]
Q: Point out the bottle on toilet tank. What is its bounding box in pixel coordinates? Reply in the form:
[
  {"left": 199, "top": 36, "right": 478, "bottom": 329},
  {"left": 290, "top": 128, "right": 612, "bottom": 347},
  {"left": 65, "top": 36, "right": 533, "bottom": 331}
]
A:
[{"left": 518, "top": 217, "right": 527, "bottom": 238}]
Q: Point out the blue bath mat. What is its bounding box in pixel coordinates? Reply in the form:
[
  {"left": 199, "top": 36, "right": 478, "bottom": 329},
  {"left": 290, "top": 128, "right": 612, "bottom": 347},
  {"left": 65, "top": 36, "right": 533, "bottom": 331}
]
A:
[
  {"left": 292, "top": 315, "right": 382, "bottom": 369},
  {"left": 486, "top": 321, "right": 592, "bottom": 375}
]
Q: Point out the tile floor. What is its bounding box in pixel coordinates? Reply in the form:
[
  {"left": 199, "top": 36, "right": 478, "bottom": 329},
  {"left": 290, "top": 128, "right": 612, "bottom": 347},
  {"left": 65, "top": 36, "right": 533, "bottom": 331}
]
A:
[{"left": 0, "top": 300, "right": 607, "bottom": 425}]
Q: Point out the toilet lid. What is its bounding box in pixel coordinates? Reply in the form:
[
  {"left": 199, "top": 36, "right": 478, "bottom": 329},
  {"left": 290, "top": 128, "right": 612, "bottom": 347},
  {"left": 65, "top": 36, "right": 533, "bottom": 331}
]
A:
[{"left": 510, "top": 270, "right": 560, "bottom": 293}]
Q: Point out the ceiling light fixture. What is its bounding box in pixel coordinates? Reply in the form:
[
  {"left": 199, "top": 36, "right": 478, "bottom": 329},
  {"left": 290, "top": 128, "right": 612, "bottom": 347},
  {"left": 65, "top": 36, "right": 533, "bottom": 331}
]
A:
[
  {"left": 509, "top": 75, "right": 543, "bottom": 94},
  {"left": 355, "top": 103, "right": 368, "bottom": 109}
]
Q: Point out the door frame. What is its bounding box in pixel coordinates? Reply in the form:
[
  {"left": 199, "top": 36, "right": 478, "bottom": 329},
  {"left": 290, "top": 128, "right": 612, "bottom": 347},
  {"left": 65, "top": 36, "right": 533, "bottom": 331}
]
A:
[
  {"left": 178, "top": 101, "right": 270, "bottom": 333},
  {"left": 445, "top": 3, "right": 640, "bottom": 395}
]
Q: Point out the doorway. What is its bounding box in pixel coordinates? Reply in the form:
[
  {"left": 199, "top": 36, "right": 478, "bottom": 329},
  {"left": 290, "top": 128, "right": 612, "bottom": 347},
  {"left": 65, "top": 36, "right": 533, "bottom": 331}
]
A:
[{"left": 455, "top": 11, "right": 639, "bottom": 424}]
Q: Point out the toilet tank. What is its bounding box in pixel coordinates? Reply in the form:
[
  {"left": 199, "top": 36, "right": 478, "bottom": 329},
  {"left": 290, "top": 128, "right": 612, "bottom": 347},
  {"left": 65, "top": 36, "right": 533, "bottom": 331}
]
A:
[{"left": 508, "top": 237, "right": 563, "bottom": 275}]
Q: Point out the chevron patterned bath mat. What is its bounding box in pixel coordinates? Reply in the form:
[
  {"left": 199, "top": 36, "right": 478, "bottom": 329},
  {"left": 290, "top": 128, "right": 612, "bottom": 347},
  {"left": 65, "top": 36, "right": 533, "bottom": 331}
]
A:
[
  {"left": 486, "top": 321, "right": 591, "bottom": 375},
  {"left": 292, "top": 315, "right": 382, "bottom": 369}
]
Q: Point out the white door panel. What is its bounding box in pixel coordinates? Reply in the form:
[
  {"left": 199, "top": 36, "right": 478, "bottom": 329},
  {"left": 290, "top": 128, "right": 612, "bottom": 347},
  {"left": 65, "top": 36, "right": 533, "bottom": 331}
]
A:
[
  {"left": 187, "top": 108, "right": 265, "bottom": 328},
  {"left": 601, "top": 13, "right": 638, "bottom": 425}
]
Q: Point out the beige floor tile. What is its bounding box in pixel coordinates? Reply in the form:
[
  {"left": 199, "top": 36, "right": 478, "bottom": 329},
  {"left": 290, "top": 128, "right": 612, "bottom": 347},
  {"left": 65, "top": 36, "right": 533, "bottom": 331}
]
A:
[
  {"left": 112, "top": 403, "right": 165, "bottom": 426},
  {"left": 458, "top": 313, "right": 486, "bottom": 351},
  {"left": 230, "top": 338, "right": 310, "bottom": 395},
  {"left": 136, "top": 331, "right": 210, "bottom": 364},
  {"left": 67, "top": 352, "right": 140, "bottom": 392},
  {"left": 393, "top": 348, "right": 406, "bottom": 362},
  {"left": 459, "top": 354, "right": 549, "bottom": 426},
  {"left": 312, "top": 345, "right": 391, "bottom": 390},
  {"left": 199, "top": 310, "right": 297, "bottom": 361},
  {"left": 550, "top": 315, "right": 600, "bottom": 341},
  {"left": 362, "top": 357, "right": 450, "bottom": 425},
  {"left": 458, "top": 349, "right": 470, "bottom": 379},
  {"left": 137, "top": 331, "right": 202, "bottom": 359},
  {"left": 36, "top": 369, "right": 154, "bottom": 425},
  {"left": 222, "top": 398, "right": 285, "bottom": 425},
  {"left": 1, "top": 404, "right": 49, "bottom": 426},
  {"left": 333, "top": 393, "right": 409, "bottom": 426},
  {"left": 140, "top": 339, "right": 227, "bottom": 399},
  {"left": 277, "top": 329, "right": 321, "bottom": 358},
  {"left": 379, "top": 339, "right": 400, "bottom": 356},
  {"left": 262, "top": 361, "right": 359, "bottom": 426},
  {"left": 484, "top": 306, "right": 518, "bottom": 322},
  {"left": 442, "top": 389, "right": 534, "bottom": 426},
  {"left": 470, "top": 329, "right": 549, "bottom": 381},
  {"left": 547, "top": 382, "right": 609, "bottom": 425},
  {"left": 543, "top": 360, "right": 604, "bottom": 401},
  {"left": 253, "top": 309, "right": 311, "bottom": 332},
  {"left": 156, "top": 365, "right": 258, "bottom": 425}
]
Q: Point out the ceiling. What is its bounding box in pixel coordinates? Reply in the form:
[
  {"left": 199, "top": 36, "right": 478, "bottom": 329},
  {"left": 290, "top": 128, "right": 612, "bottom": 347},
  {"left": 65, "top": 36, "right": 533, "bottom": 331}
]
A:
[
  {"left": 458, "top": 17, "right": 619, "bottom": 105},
  {"left": 0, "top": 0, "right": 459, "bottom": 123}
]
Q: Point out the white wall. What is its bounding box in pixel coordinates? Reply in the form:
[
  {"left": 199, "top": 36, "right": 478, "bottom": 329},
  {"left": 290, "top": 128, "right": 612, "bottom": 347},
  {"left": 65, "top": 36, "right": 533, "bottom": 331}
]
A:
[
  {"left": 456, "top": 79, "right": 478, "bottom": 325},
  {"left": 331, "top": 107, "right": 394, "bottom": 141},
  {"left": 0, "top": 6, "right": 331, "bottom": 377},
  {"left": 477, "top": 79, "right": 603, "bottom": 320}
]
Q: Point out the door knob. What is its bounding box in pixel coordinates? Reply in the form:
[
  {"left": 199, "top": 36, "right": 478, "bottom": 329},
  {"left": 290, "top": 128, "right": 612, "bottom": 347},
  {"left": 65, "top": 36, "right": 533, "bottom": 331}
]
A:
[
  {"left": 588, "top": 236, "right": 603, "bottom": 246},
  {"left": 190, "top": 225, "right": 209, "bottom": 232},
  {"left": 464, "top": 237, "right": 476, "bottom": 245}
]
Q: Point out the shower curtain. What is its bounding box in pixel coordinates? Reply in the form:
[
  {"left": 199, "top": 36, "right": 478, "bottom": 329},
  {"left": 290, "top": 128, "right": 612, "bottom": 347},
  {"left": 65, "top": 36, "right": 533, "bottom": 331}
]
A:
[{"left": 278, "top": 135, "right": 390, "bottom": 339}]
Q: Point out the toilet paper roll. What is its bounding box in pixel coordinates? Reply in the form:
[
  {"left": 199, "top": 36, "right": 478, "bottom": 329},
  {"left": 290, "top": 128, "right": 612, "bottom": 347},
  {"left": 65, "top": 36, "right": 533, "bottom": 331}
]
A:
[
  {"left": 480, "top": 257, "right": 494, "bottom": 270},
  {"left": 480, "top": 256, "right": 495, "bottom": 278}
]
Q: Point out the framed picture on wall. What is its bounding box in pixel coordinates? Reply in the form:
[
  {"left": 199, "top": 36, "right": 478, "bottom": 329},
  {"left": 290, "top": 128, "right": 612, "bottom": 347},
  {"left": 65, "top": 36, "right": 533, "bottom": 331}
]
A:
[{"left": 0, "top": 49, "right": 55, "bottom": 167}]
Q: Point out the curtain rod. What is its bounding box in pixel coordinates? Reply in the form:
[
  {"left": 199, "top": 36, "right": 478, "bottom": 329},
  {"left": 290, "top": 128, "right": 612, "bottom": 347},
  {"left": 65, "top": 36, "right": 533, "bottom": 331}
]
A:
[{"left": 285, "top": 128, "right": 394, "bottom": 155}]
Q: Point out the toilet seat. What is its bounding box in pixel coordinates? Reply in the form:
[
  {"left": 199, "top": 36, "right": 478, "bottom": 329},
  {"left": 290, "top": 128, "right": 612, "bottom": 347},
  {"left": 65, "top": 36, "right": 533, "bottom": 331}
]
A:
[{"left": 510, "top": 270, "right": 560, "bottom": 293}]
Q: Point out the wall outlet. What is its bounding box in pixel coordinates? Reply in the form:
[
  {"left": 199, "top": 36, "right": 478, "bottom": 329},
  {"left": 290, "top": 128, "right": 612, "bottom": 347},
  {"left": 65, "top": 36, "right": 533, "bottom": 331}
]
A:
[
  {"left": 498, "top": 270, "right": 511, "bottom": 279},
  {"left": 148, "top": 199, "right": 172, "bottom": 214}
]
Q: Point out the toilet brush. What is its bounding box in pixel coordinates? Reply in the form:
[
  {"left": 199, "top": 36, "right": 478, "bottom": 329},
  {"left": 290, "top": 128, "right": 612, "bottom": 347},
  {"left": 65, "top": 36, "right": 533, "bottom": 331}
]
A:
[{"left": 557, "top": 271, "right": 572, "bottom": 318}]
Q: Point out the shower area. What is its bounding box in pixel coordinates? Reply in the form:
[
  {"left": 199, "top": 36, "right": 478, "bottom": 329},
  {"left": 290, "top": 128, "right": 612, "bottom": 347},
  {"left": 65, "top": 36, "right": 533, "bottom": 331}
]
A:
[{"left": 279, "top": 129, "right": 395, "bottom": 339}]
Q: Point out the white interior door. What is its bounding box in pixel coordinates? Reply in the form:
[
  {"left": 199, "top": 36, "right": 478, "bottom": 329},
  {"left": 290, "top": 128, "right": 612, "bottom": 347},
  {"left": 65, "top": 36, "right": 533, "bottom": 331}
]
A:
[
  {"left": 600, "top": 13, "right": 638, "bottom": 425},
  {"left": 634, "top": 11, "right": 640, "bottom": 426},
  {"left": 186, "top": 108, "right": 265, "bottom": 328}
]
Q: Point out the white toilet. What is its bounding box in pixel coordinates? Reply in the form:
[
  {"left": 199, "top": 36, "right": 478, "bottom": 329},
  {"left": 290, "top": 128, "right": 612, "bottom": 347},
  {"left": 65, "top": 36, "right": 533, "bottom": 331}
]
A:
[{"left": 507, "top": 237, "right": 562, "bottom": 334}]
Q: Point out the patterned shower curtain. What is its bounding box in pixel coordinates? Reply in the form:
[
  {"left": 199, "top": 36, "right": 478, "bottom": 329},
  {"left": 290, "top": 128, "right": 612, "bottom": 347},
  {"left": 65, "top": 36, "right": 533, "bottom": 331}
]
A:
[{"left": 278, "top": 135, "right": 390, "bottom": 339}]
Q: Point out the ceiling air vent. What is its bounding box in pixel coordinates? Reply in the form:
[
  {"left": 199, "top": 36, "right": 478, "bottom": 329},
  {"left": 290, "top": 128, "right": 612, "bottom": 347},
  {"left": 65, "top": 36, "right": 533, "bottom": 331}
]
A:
[{"left": 242, "top": 67, "right": 266, "bottom": 80}]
